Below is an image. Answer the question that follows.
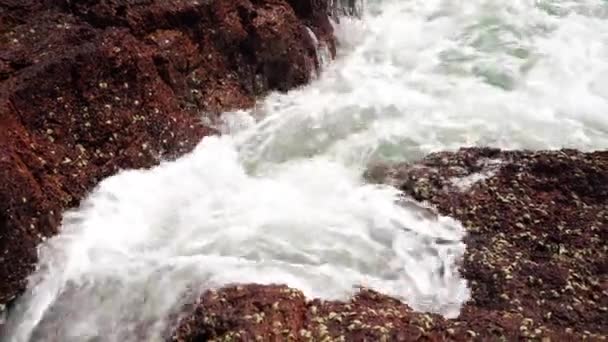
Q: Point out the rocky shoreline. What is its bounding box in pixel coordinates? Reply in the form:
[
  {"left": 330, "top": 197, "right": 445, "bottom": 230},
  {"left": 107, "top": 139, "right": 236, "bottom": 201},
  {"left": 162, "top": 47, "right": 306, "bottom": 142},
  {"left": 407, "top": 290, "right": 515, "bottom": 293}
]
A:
[
  {"left": 171, "top": 149, "right": 607, "bottom": 341},
  {"left": 0, "top": 0, "right": 337, "bottom": 313},
  {"left": 1, "top": 0, "right": 607, "bottom": 340}
]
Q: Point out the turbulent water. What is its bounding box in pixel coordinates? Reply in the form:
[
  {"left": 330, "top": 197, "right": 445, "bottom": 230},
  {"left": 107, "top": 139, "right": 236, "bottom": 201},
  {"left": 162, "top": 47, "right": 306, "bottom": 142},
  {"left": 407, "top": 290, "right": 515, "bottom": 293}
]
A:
[{"left": 5, "top": 0, "right": 608, "bottom": 340}]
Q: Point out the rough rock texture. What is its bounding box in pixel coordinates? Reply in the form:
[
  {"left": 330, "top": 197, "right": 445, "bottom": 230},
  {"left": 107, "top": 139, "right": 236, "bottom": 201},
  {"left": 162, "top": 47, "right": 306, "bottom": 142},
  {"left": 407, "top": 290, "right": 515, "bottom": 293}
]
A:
[
  {"left": 172, "top": 149, "right": 607, "bottom": 341},
  {"left": 0, "top": 0, "right": 335, "bottom": 313}
]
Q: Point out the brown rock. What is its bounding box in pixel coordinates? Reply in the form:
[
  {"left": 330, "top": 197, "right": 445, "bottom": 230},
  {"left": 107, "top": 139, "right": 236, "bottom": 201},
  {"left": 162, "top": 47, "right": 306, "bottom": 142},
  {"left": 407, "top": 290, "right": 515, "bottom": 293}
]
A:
[
  {"left": 367, "top": 148, "right": 608, "bottom": 339},
  {"left": 170, "top": 285, "right": 309, "bottom": 341}
]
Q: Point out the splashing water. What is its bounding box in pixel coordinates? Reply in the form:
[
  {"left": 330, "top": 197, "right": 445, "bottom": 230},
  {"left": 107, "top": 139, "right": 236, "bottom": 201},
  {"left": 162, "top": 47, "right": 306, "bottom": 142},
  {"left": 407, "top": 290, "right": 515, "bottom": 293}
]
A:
[{"left": 5, "top": 0, "right": 608, "bottom": 340}]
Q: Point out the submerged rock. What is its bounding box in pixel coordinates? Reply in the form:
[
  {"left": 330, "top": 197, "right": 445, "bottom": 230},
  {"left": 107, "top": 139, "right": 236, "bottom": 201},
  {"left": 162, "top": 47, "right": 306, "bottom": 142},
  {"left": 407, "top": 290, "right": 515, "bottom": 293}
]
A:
[
  {"left": 0, "top": 0, "right": 336, "bottom": 312},
  {"left": 171, "top": 149, "right": 607, "bottom": 341}
]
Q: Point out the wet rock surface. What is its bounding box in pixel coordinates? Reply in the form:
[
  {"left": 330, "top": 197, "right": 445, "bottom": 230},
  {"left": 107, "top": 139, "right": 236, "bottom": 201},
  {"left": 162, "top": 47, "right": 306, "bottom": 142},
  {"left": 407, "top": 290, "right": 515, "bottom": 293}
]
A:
[
  {"left": 172, "top": 149, "right": 607, "bottom": 341},
  {"left": 0, "top": 0, "right": 335, "bottom": 313}
]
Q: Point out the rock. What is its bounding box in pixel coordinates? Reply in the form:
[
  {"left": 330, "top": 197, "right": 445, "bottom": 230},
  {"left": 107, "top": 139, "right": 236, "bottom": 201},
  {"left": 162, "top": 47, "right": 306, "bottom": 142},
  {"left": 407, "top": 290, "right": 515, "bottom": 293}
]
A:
[
  {"left": 170, "top": 285, "right": 449, "bottom": 342},
  {"left": 0, "top": 0, "right": 336, "bottom": 311},
  {"left": 370, "top": 148, "right": 607, "bottom": 340},
  {"left": 170, "top": 285, "right": 309, "bottom": 341},
  {"left": 171, "top": 149, "right": 607, "bottom": 341}
]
